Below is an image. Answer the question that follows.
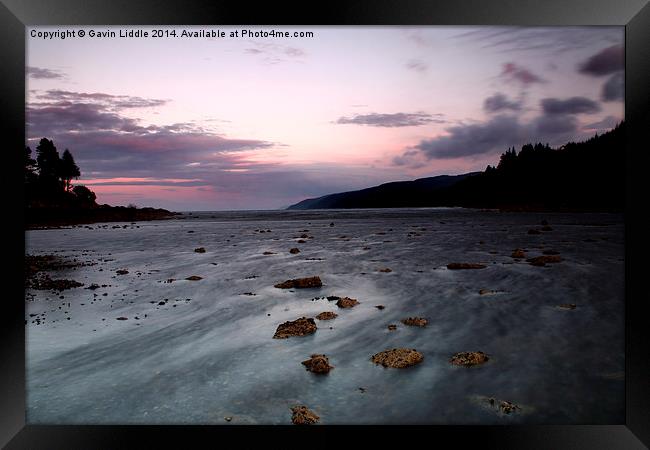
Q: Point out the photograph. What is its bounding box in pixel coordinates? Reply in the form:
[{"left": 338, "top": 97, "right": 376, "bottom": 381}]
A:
[{"left": 23, "top": 25, "right": 627, "bottom": 426}]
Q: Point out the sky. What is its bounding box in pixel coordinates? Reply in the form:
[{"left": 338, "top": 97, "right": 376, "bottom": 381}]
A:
[{"left": 26, "top": 26, "right": 624, "bottom": 211}]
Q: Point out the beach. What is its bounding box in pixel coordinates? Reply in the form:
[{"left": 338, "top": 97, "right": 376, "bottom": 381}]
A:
[{"left": 25, "top": 208, "right": 625, "bottom": 424}]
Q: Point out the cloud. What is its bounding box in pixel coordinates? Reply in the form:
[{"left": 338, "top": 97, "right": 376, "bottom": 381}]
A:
[
  {"left": 454, "top": 27, "right": 623, "bottom": 56},
  {"left": 335, "top": 112, "right": 444, "bottom": 128},
  {"left": 578, "top": 45, "right": 624, "bottom": 76},
  {"left": 406, "top": 59, "right": 428, "bottom": 73},
  {"left": 583, "top": 115, "right": 621, "bottom": 131},
  {"left": 483, "top": 93, "right": 522, "bottom": 113},
  {"left": 500, "top": 62, "right": 544, "bottom": 86},
  {"left": 243, "top": 41, "right": 306, "bottom": 64},
  {"left": 541, "top": 97, "right": 601, "bottom": 115},
  {"left": 531, "top": 114, "right": 578, "bottom": 135},
  {"left": 27, "top": 66, "right": 65, "bottom": 79},
  {"left": 34, "top": 89, "right": 168, "bottom": 110},
  {"left": 601, "top": 72, "right": 624, "bottom": 101},
  {"left": 412, "top": 115, "right": 526, "bottom": 159}
]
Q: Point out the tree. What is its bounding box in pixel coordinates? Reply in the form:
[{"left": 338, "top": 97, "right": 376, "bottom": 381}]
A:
[
  {"left": 72, "top": 185, "right": 97, "bottom": 206},
  {"left": 35, "top": 138, "right": 61, "bottom": 191},
  {"left": 24, "top": 146, "right": 37, "bottom": 183},
  {"left": 59, "top": 149, "right": 81, "bottom": 192}
]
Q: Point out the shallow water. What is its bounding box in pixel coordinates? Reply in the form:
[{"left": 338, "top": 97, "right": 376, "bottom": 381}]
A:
[{"left": 25, "top": 208, "right": 625, "bottom": 424}]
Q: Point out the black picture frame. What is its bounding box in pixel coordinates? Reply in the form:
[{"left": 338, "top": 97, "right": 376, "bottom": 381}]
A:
[{"left": 2, "top": 0, "right": 648, "bottom": 447}]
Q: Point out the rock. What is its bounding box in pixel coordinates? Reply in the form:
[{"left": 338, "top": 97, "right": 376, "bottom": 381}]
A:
[
  {"left": 315, "top": 311, "right": 338, "bottom": 320},
  {"left": 447, "top": 263, "right": 486, "bottom": 270},
  {"left": 371, "top": 348, "right": 423, "bottom": 368},
  {"left": 511, "top": 249, "right": 526, "bottom": 259},
  {"left": 498, "top": 400, "right": 521, "bottom": 414},
  {"left": 116, "top": 269, "right": 129, "bottom": 275},
  {"left": 526, "top": 255, "right": 562, "bottom": 266},
  {"left": 297, "top": 239, "right": 307, "bottom": 244},
  {"left": 542, "top": 249, "right": 560, "bottom": 255},
  {"left": 387, "top": 324, "right": 397, "bottom": 331},
  {"left": 291, "top": 405, "right": 319, "bottom": 425},
  {"left": 378, "top": 268, "right": 392, "bottom": 273},
  {"left": 158, "top": 301, "right": 166, "bottom": 306},
  {"left": 116, "top": 317, "right": 128, "bottom": 320},
  {"left": 375, "top": 305, "right": 385, "bottom": 310},
  {"left": 224, "top": 417, "right": 232, "bottom": 422},
  {"left": 329, "top": 222, "right": 334, "bottom": 227},
  {"left": 541, "top": 225, "right": 553, "bottom": 232},
  {"left": 185, "top": 275, "right": 203, "bottom": 280},
  {"left": 450, "top": 351, "right": 489, "bottom": 366},
  {"left": 527, "top": 229, "right": 541, "bottom": 235},
  {"left": 326, "top": 296, "right": 340, "bottom": 301},
  {"left": 336, "top": 297, "right": 359, "bottom": 308},
  {"left": 194, "top": 247, "right": 206, "bottom": 253},
  {"left": 289, "top": 248, "right": 300, "bottom": 254},
  {"left": 274, "top": 276, "right": 322, "bottom": 289},
  {"left": 401, "top": 317, "right": 427, "bottom": 327},
  {"left": 273, "top": 317, "right": 317, "bottom": 339},
  {"left": 86, "top": 283, "right": 101, "bottom": 290},
  {"left": 558, "top": 303, "right": 577, "bottom": 310},
  {"left": 263, "top": 251, "right": 276, "bottom": 255},
  {"left": 300, "top": 234, "right": 309, "bottom": 239},
  {"left": 301, "top": 354, "right": 333, "bottom": 374}
]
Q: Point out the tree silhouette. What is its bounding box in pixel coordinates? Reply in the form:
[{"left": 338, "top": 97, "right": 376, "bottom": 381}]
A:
[
  {"left": 35, "top": 138, "right": 61, "bottom": 193},
  {"left": 59, "top": 149, "right": 81, "bottom": 192},
  {"left": 72, "top": 185, "right": 96, "bottom": 206}
]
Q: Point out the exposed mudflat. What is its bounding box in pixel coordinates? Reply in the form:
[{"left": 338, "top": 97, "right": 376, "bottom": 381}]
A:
[{"left": 25, "top": 208, "right": 624, "bottom": 424}]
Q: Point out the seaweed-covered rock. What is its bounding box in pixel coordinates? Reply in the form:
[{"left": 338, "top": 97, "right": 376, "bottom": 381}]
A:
[
  {"left": 315, "top": 311, "right": 338, "bottom": 320},
  {"left": 291, "top": 405, "right": 319, "bottom": 425},
  {"left": 378, "top": 267, "right": 392, "bottom": 273},
  {"left": 273, "top": 317, "right": 317, "bottom": 339},
  {"left": 371, "top": 348, "right": 423, "bottom": 368},
  {"left": 29, "top": 275, "right": 84, "bottom": 291},
  {"left": 486, "top": 397, "right": 521, "bottom": 415},
  {"left": 263, "top": 251, "right": 276, "bottom": 255},
  {"left": 401, "top": 317, "right": 428, "bottom": 327},
  {"left": 511, "top": 248, "right": 526, "bottom": 259},
  {"left": 479, "top": 289, "right": 496, "bottom": 295},
  {"left": 336, "top": 297, "right": 359, "bottom": 308},
  {"left": 450, "top": 351, "right": 489, "bottom": 366},
  {"left": 194, "top": 247, "right": 206, "bottom": 253},
  {"left": 185, "top": 275, "right": 203, "bottom": 281},
  {"left": 301, "top": 354, "right": 333, "bottom": 374},
  {"left": 527, "top": 255, "right": 562, "bottom": 266},
  {"left": 387, "top": 324, "right": 397, "bottom": 331},
  {"left": 116, "top": 269, "right": 129, "bottom": 275},
  {"left": 558, "top": 303, "right": 577, "bottom": 310},
  {"left": 274, "top": 276, "right": 322, "bottom": 289},
  {"left": 289, "top": 248, "right": 300, "bottom": 254},
  {"left": 447, "top": 263, "right": 486, "bottom": 270}
]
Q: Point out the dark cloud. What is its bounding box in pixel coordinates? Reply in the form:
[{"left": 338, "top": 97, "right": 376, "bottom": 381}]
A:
[
  {"left": 406, "top": 60, "right": 428, "bottom": 73},
  {"left": 531, "top": 114, "right": 578, "bottom": 135},
  {"left": 35, "top": 90, "right": 168, "bottom": 109},
  {"left": 412, "top": 115, "right": 526, "bottom": 159},
  {"left": 500, "top": 63, "right": 545, "bottom": 86},
  {"left": 601, "top": 72, "right": 624, "bottom": 102},
  {"left": 26, "top": 91, "right": 276, "bottom": 181},
  {"left": 454, "top": 27, "right": 623, "bottom": 56},
  {"left": 483, "top": 93, "right": 522, "bottom": 113},
  {"left": 336, "top": 112, "right": 444, "bottom": 128},
  {"left": 541, "top": 97, "right": 601, "bottom": 115},
  {"left": 27, "top": 66, "right": 65, "bottom": 79},
  {"left": 578, "top": 45, "right": 624, "bottom": 76}
]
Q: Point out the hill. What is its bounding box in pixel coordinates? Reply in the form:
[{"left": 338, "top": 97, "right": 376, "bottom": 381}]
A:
[{"left": 288, "top": 122, "right": 625, "bottom": 212}]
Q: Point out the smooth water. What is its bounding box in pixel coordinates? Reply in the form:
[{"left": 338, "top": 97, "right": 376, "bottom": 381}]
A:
[{"left": 25, "top": 208, "right": 625, "bottom": 424}]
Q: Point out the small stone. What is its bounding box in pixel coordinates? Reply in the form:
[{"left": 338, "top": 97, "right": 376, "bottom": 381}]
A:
[
  {"left": 291, "top": 405, "right": 319, "bottom": 425},
  {"left": 194, "top": 247, "right": 206, "bottom": 253},
  {"left": 371, "top": 348, "right": 423, "bottom": 368},
  {"left": 289, "top": 248, "right": 300, "bottom": 254},
  {"left": 375, "top": 305, "right": 385, "bottom": 310},
  {"left": 511, "top": 249, "right": 526, "bottom": 259},
  {"left": 315, "top": 311, "right": 338, "bottom": 320},
  {"left": 336, "top": 297, "right": 359, "bottom": 308},
  {"left": 378, "top": 267, "right": 392, "bottom": 273},
  {"left": 401, "top": 317, "right": 427, "bottom": 327},
  {"left": 301, "top": 354, "right": 333, "bottom": 374},
  {"left": 273, "top": 317, "right": 317, "bottom": 339},
  {"left": 450, "top": 351, "right": 489, "bottom": 366},
  {"left": 116, "top": 269, "right": 129, "bottom": 275},
  {"left": 447, "top": 263, "right": 486, "bottom": 270},
  {"left": 274, "top": 276, "right": 322, "bottom": 289},
  {"left": 387, "top": 324, "right": 397, "bottom": 331},
  {"left": 185, "top": 275, "right": 203, "bottom": 281}
]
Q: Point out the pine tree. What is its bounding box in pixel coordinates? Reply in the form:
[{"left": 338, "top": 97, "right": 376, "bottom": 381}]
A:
[{"left": 59, "top": 149, "right": 81, "bottom": 192}]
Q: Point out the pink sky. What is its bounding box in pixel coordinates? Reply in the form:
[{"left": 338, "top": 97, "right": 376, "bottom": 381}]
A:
[{"left": 27, "top": 26, "right": 624, "bottom": 210}]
